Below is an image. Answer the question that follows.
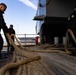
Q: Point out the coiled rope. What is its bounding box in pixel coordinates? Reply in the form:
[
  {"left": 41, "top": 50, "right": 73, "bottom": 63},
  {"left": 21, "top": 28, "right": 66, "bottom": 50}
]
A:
[{"left": 0, "top": 33, "right": 41, "bottom": 75}]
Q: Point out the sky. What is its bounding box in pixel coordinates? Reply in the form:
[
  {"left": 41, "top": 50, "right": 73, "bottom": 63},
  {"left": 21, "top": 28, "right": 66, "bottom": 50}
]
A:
[{"left": 0, "top": 0, "right": 38, "bottom": 34}]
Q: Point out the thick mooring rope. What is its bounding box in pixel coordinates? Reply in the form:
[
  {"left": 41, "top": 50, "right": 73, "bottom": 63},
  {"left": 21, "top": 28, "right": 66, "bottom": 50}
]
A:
[
  {"left": 65, "top": 29, "right": 76, "bottom": 51},
  {"left": 0, "top": 33, "right": 41, "bottom": 75},
  {"left": 0, "top": 56, "right": 41, "bottom": 75},
  {"left": 0, "top": 29, "right": 75, "bottom": 75},
  {"left": 5, "top": 33, "right": 40, "bottom": 58},
  {"left": 13, "top": 32, "right": 71, "bottom": 54}
]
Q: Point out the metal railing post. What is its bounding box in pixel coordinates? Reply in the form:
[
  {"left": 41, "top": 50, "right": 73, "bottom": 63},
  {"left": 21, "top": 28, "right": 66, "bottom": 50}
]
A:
[{"left": 25, "top": 34, "right": 26, "bottom": 45}]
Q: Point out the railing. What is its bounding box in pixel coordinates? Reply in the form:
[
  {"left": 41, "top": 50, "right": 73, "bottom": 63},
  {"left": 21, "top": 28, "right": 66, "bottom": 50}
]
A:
[{"left": 2, "top": 34, "right": 39, "bottom": 46}]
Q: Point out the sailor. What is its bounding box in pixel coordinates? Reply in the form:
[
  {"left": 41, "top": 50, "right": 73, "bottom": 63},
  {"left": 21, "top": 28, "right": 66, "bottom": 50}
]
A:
[
  {"left": 0, "top": 3, "right": 9, "bottom": 60},
  {"left": 68, "top": 6, "right": 76, "bottom": 55}
]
